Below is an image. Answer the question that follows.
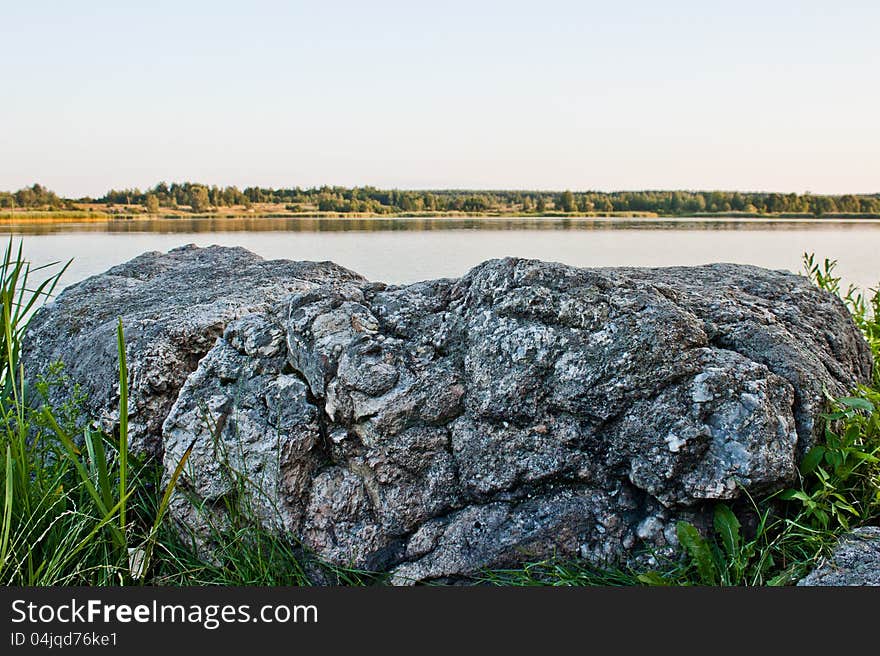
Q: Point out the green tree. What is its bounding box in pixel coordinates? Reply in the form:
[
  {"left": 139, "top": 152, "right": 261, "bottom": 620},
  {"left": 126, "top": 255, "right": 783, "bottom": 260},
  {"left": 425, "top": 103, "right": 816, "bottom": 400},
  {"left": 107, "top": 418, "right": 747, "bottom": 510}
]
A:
[
  {"left": 535, "top": 195, "right": 546, "bottom": 213},
  {"left": 144, "top": 194, "right": 160, "bottom": 214},
  {"left": 559, "top": 190, "right": 576, "bottom": 213},
  {"left": 190, "top": 186, "right": 210, "bottom": 213},
  {"left": 839, "top": 195, "right": 860, "bottom": 213},
  {"left": 596, "top": 197, "right": 614, "bottom": 213},
  {"left": 731, "top": 192, "right": 745, "bottom": 212}
]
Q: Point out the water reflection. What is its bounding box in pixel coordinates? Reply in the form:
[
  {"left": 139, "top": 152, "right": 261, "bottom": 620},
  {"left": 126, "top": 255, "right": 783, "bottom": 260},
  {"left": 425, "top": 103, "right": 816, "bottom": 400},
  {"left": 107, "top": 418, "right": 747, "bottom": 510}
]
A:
[{"left": 3, "top": 215, "right": 880, "bottom": 236}]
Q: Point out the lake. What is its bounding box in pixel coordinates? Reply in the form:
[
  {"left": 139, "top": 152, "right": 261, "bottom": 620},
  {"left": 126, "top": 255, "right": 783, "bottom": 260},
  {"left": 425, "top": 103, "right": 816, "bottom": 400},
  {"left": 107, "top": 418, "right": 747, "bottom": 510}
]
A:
[{"left": 3, "top": 216, "right": 880, "bottom": 293}]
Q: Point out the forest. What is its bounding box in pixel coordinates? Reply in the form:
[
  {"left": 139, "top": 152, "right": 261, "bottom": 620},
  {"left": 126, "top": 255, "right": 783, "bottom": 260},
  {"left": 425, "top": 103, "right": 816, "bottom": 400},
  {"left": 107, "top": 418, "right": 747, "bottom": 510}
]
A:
[{"left": 2, "top": 182, "right": 879, "bottom": 217}]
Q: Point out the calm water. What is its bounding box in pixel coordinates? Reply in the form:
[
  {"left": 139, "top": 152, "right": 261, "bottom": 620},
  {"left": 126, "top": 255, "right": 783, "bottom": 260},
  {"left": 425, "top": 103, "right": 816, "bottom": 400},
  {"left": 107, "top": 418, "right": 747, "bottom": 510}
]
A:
[{"left": 3, "top": 216, "right": 880, "bottom": 292}]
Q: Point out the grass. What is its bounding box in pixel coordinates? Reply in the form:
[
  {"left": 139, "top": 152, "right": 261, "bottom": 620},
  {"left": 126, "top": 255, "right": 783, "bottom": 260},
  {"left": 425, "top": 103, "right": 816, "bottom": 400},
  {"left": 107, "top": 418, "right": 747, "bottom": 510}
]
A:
[
  {"left": 0, "top": 238, "right": 191, "bottom": 584},
  {"left": 1, "top": 210, "right": 113, "bottom": 221},
  {"left": 0, "top": 239, "right": 376, "bottom": 586},
  {"left": 0, "top": 240, "right": 877, "bottom": 586}
]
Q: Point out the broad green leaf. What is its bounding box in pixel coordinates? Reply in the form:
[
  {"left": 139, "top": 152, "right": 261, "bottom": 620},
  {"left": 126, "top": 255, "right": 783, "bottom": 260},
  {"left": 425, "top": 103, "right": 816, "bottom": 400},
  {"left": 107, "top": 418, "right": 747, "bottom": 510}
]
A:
[
  {"left": 824, "top": 450, "right": 843, "bottom": 470},
  {"left": 636, "top": 571, "right": 670, "bottom": 586},
  {"left": 780, "top": 489, "right": 811, "bottom": 503},
  {"left": 713, "top": 504, "right": 741, "bottom": 562},
  {"left": 845, "top": 424, "right": 862, "bottom": 444},
  {"left": 838, "top": 397, "right": 875, "bottom": 413},
  {"left": 852, "top": 451, "right": 879, "bottom": 464},
  {"left": 800, "top": 446, "right": 825, "bottom": 474},
  {"left": 676, "top": 521, "right": 718, "bottom": 585}
]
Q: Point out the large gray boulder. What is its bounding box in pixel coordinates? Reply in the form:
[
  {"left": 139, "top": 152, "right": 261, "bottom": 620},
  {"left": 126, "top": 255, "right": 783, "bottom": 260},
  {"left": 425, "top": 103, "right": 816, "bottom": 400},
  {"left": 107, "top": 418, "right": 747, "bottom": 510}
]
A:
[
  {"left": 798, "top": 527, "right": 880, "bottom": 586},
  {"left": 22, "top": 246, "right": 873, "bottom": 582}
]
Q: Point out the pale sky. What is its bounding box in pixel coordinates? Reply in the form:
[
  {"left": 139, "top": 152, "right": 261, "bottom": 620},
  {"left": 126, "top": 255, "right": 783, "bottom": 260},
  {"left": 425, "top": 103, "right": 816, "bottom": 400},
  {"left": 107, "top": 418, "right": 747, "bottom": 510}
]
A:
[{"left": 1, "top": 0, "right": 878, "bottom": 197}]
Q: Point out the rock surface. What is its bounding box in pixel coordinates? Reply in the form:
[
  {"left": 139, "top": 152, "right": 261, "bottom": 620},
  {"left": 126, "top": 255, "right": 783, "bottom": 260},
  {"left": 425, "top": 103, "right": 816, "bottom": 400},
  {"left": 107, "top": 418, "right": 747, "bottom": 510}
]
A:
[
  {"left": 798, "top": 526, "right": 880, "bottom": 586},
  {"left": 23, "top": 246, "right": 873, "bottom": 582},
  {"left": 23, "top": 245, "right": 363, "bottom": 458}
]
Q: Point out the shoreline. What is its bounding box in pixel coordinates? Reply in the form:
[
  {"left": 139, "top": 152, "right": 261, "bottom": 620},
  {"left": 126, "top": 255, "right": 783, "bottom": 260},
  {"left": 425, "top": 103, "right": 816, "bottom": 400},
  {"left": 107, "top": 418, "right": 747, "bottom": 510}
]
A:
[{"left": 3, "top": 210, "right": 880, "bottom": 225}]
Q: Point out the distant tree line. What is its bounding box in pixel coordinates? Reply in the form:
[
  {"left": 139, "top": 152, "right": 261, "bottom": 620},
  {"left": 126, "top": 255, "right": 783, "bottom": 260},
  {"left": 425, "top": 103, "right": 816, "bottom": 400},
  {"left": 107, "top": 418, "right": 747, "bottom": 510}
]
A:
[
  {"left": 98, "top": 182, "right": 251, "bottom": 213},
  {"left": 0, "top": 183, "right": 74, "bottom": 210},
  {"left": 92, "top": 184, "right": 880, "bottom": 216},
  {"left": 3, "top": 182, "right": 880, "bottom": 217},
  {"left": 96, "top": 184, "right": 504, "bottom": 214}
]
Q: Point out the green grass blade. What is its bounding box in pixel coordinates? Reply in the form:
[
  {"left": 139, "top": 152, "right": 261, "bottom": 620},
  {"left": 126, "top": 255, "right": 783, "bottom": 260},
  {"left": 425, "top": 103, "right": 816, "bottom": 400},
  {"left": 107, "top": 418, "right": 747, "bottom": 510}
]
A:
[
  {"left": 116, "top": 319, "right": 128, "bottom": 536},
  {"left": 0, "top": 445, "right": 13, "bottom": 570},
  {"left": 63, "top": 489, "right": 136, "bottom": 572},
  {"left": 41, "top": 407, "right": 126, "bottom": 549},
  {"left": 85, "top": 429, "right": 113, "bottom": 510},
  {"left": 138, "top": 438, "right": 196, "bottom": 582},
  {"left": 1, "top": 288, "right": 20, "bottom": 402}
]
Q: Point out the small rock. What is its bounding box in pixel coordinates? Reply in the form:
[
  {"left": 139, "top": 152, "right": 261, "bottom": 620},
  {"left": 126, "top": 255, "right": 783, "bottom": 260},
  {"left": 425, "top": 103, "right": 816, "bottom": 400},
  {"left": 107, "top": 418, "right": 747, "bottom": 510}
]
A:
[{"left": 798, "top": 526, "right": 880, "bottom": 586}]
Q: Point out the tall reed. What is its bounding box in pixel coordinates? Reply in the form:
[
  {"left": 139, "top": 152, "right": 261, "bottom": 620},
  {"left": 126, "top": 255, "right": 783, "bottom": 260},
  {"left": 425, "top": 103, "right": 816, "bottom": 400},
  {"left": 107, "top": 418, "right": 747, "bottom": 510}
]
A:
[{"left": 0, "top": 239, "right": 191, "bottom": 584}]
